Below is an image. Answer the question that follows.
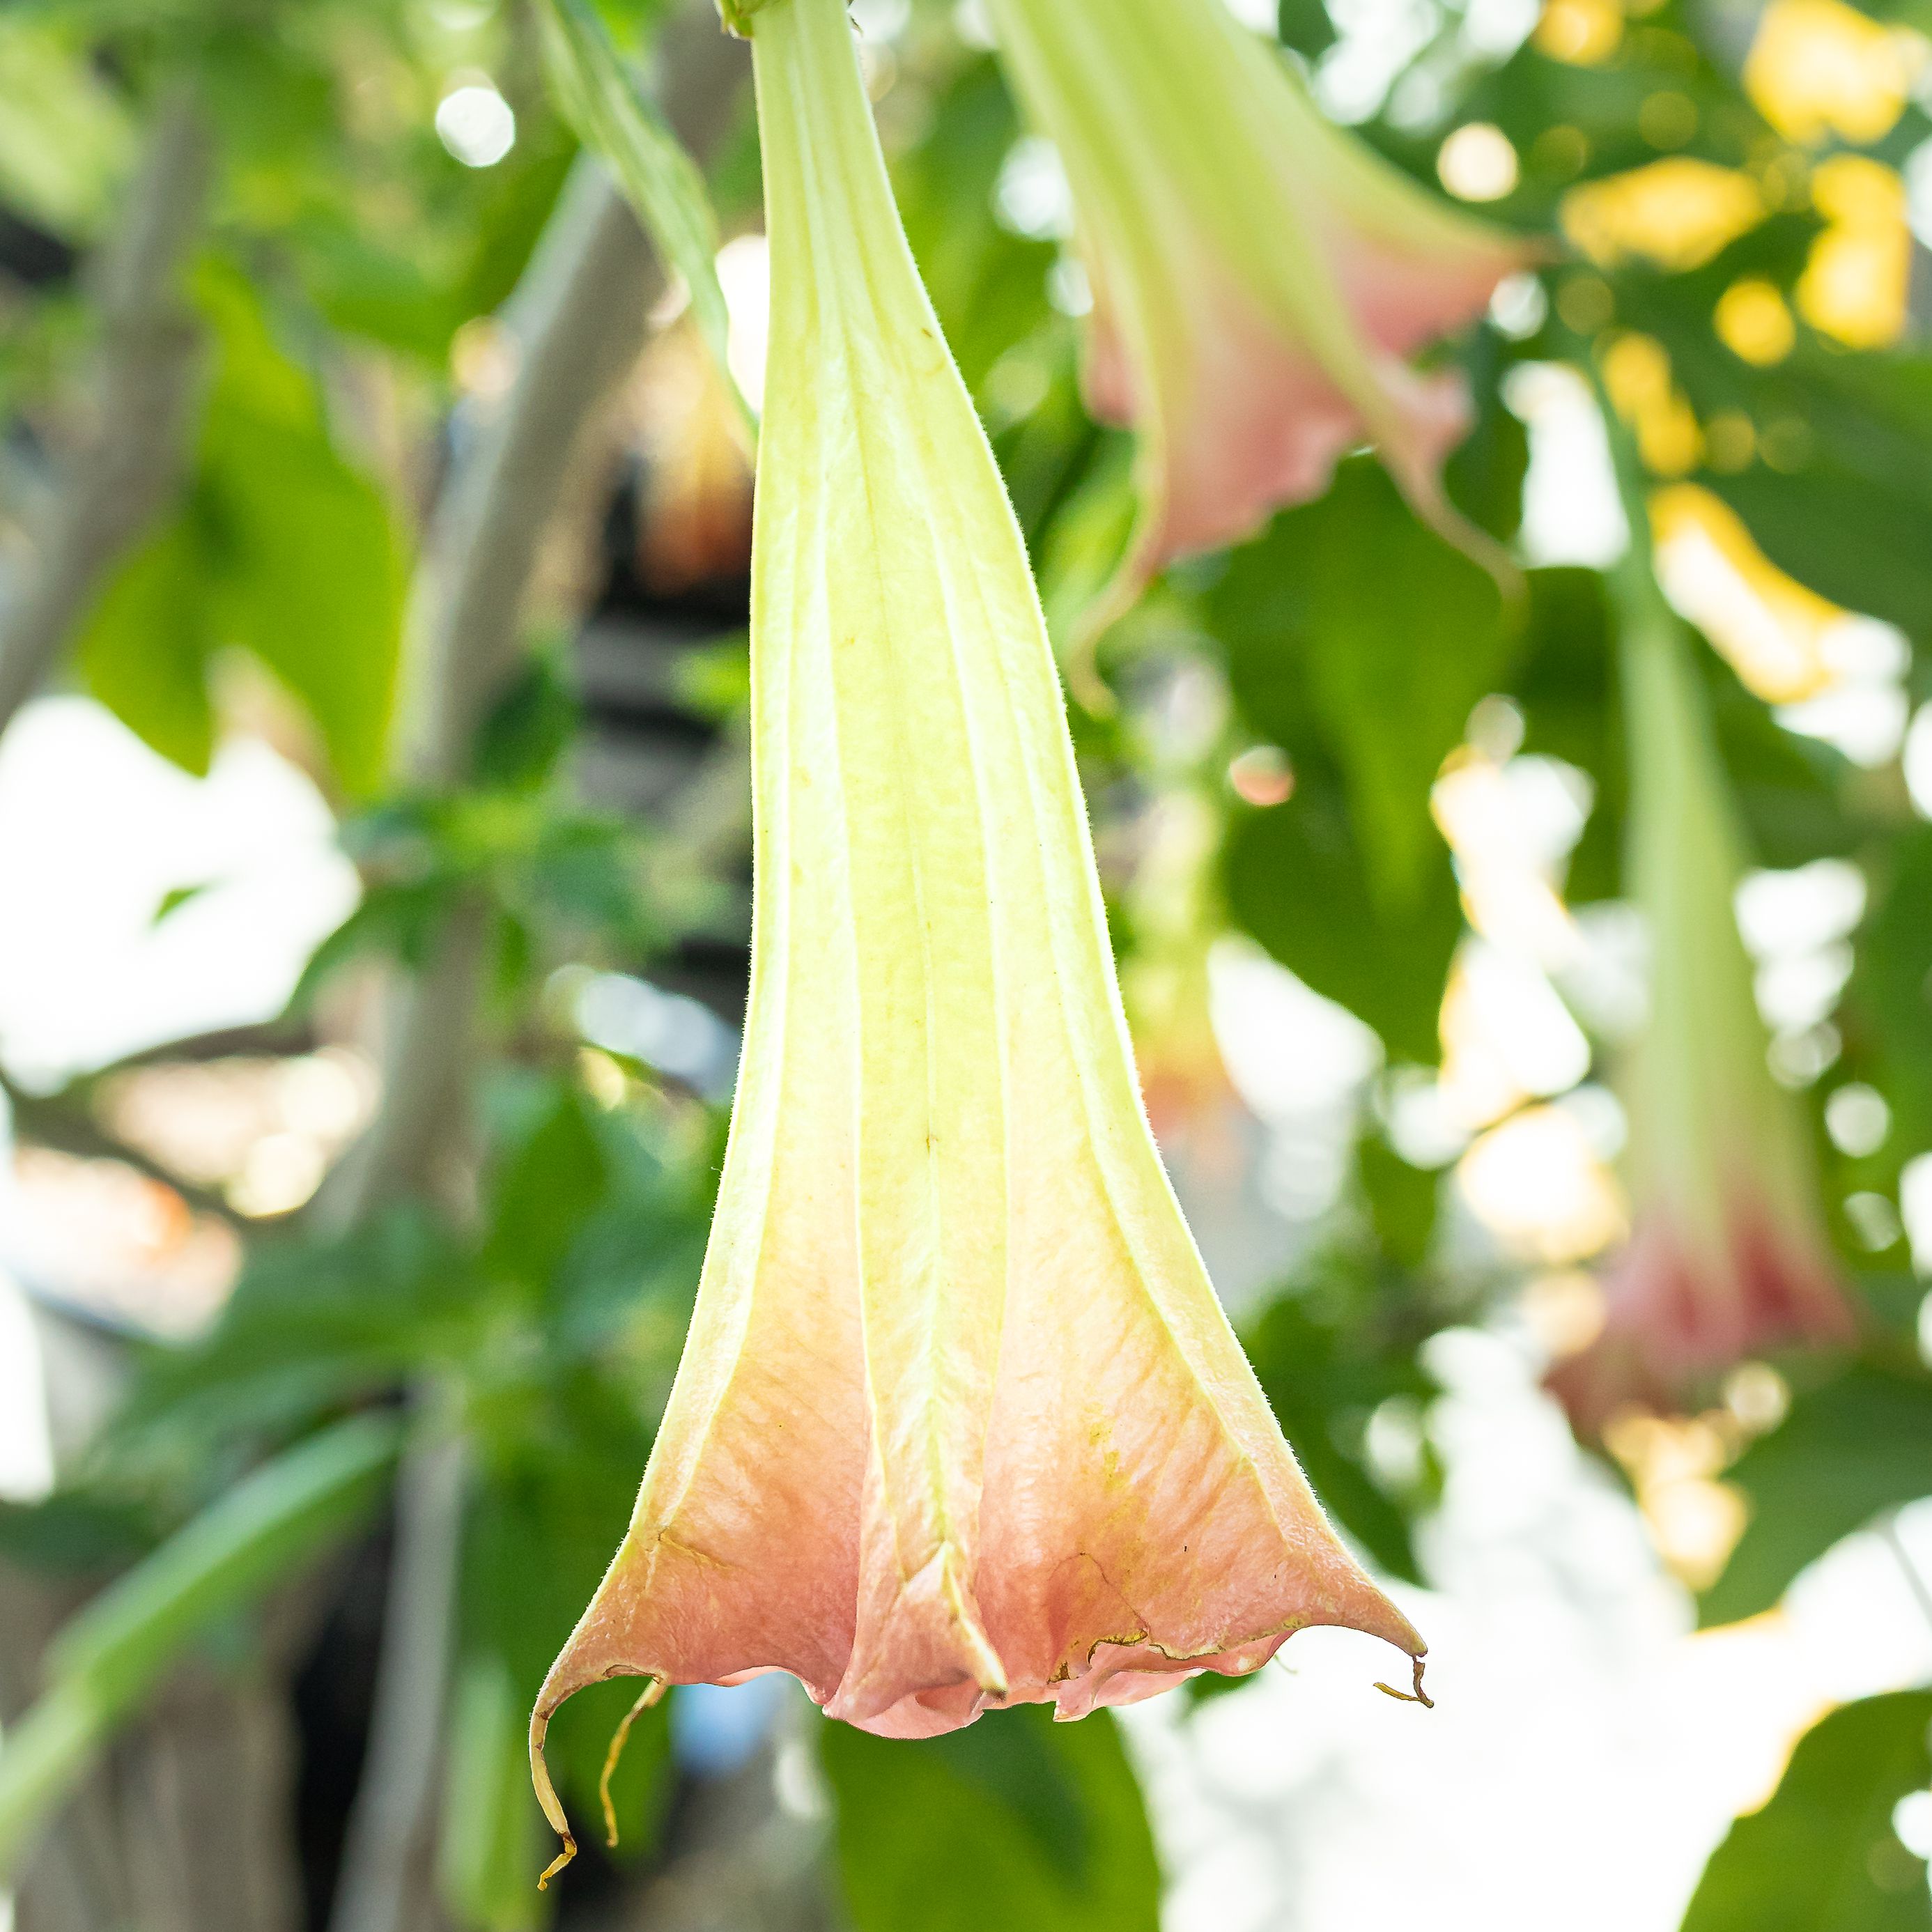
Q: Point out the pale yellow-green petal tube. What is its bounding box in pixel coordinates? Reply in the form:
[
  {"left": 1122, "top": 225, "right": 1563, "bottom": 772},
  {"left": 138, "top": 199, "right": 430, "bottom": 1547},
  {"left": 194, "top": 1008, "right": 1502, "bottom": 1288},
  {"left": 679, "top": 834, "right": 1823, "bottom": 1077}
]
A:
[{"left": 532, "top": 0, "right": 1422, "bottom": 1876}]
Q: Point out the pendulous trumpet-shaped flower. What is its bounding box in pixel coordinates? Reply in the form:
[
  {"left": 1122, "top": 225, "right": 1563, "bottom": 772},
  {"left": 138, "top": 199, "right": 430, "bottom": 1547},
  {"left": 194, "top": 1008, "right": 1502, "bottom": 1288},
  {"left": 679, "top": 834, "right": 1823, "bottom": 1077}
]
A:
[
  {"left": 982, "top": 0, "right": 1526, "bottom": 609},
  {"left": 1547, "top": 569, "right": 1855, "bottom": 1432},
  {"left": 530, "top": 0, "right": 1423, "bottom": 1875}
]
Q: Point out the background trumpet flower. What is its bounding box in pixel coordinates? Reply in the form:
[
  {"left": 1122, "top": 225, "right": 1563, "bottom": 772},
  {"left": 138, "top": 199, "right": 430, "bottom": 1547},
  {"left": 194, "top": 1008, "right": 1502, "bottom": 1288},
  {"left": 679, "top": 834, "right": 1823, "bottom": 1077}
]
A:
[
  {"left": 983, "top": 0, "right": 1527, "bottom": 615},
  {"left": 1547, "top": 557, "right": 1856, "bottom": 1432},
  {"left": 529, "top": 0, "right": 1423, "bottom": 1876}
]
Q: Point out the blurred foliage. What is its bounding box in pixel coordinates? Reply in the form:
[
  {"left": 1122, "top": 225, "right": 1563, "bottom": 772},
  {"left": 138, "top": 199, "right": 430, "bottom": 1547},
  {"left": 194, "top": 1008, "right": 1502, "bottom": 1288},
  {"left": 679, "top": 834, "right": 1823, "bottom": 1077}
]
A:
[
  {"left": 1701, "top": 1351, "right": 1932, "bottom": 1627},
  {"left": 1, "top": 0, "right": 1931, "bottom": 1922},
  {"left": 821, "top": 1704, "right": 1161, "bottom": 1932},
  {"left": 1681, "top": 1692, "right": 1932, "bottom": 1931}
]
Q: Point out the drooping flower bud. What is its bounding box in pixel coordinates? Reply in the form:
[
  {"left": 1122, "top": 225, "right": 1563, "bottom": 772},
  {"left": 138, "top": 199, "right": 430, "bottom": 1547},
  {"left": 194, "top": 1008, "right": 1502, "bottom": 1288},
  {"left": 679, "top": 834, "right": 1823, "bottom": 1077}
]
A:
[
  {"left": 531, "top": 0, "right": 1422, "bottom": 1876},
  {"left": 1548, "top": 571, "right": 1855, "bottom": 1431},
  {"left": 982, "top": 0, "right": 1526, "bottom": 613}
]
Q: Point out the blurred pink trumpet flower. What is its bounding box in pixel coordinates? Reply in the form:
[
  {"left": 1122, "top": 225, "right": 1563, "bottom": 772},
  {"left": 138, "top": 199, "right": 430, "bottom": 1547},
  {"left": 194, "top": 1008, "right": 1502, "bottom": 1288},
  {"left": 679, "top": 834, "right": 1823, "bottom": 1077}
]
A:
[
  {"left": 1548, "top": 582, "right": 1855, "bottom": 1432},
  {"left": 983, "top": 0, "right": 1529, "bottom": 617},
  {"left": 530, "top": 0, "right": 1423, "bottom": 1878}
]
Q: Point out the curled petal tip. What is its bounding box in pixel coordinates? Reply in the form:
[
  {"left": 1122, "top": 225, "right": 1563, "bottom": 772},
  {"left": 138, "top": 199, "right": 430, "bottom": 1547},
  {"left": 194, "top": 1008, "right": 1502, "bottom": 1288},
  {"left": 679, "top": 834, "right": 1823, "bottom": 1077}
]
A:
[
  {"left": 1374, "top": 1655, "right": 1434, "bottom": 1708},
  {"left": 535, "top": 1839, "right": 575, "bottom": 1892}
]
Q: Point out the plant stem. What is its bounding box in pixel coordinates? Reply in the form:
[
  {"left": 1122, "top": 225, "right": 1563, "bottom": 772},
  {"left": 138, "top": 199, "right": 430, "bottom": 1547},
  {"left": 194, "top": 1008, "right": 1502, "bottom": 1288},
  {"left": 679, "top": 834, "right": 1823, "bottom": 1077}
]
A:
[{"left": 320, "top": 16, "right": 749, "bottom": 1932}]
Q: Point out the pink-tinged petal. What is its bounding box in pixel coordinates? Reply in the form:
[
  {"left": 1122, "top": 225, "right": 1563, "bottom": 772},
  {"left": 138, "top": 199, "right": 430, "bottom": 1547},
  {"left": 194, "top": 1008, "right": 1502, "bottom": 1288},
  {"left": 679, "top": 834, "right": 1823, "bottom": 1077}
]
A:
[
  {"left": 987, "top": 0, "right": 1528, "bottom": 604},
  {"left": 1550, "top": 1188, "right": 1857, "bottom": 1432},
  {"left": 1097, "top": 268, "right": 1476, "bottom": 584},
  {"left": 532, "top": 0, "right": 1423, "bottom": 1876}
]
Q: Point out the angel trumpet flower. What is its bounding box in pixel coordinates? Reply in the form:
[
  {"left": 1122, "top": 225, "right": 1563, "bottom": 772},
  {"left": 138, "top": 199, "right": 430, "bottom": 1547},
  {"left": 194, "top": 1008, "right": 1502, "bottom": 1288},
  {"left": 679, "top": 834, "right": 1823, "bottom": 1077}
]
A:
[
  {"left": 531, "top": 0, "right": 1421, "bottom": 1874},
  {"left": 1549, "top": 568, "right": 1854, "bottom": 1432},
  {"left": 982, "top": 0, "right": 1527, "bottom": 610}
]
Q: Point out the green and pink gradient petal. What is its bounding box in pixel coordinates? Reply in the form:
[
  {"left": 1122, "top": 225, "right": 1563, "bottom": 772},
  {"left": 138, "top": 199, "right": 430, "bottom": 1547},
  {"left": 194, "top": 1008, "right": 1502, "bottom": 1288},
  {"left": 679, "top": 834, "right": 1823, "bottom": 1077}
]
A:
[{"left": 530, "top": 0, "right": 1424, "bottom": 1880}]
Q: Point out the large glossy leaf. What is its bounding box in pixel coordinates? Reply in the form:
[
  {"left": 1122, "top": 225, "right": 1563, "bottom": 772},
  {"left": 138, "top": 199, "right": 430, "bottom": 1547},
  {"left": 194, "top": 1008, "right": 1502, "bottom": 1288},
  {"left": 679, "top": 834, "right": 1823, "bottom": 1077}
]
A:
[
  {"left": 1212, "top": 458, "right": 1515, "bottom": 1058},
  {"left": 1214, "top": 457, "right": 1513, "bottom": 911},
  {"left": 1222, "top": 768, "right": 1463, "bottom": 1064},
  {"left": 821, "top": 1705, "right": 1161, "bottom": 1932},
  {"left": 1700, "top": 1364, "right": 1932, "bottom": 1629},
  {"left": 1682, "top": 1692, "right": 1932, "bottom": 1932}
]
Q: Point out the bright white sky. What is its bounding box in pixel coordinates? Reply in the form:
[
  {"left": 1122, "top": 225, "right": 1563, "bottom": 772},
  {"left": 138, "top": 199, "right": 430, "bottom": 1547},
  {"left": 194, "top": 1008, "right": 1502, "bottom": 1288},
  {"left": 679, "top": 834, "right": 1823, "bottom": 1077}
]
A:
[{"left": 0, "top": 696, "right": 357, "bottom": 1090}]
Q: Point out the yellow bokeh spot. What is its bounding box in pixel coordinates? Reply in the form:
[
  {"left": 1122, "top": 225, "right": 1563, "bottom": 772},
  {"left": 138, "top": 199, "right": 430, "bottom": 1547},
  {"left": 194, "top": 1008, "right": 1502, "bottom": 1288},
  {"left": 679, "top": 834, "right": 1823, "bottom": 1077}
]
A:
[
  {"left": 1600, "top": 332, "right": 1703, "bottom": 477},
  {"left": 1649, "top": 482, "right": 1848, "bottom": 702},
  {"left": 1798, "top": 153, "right": 1910, "bottom": 348},
  {"left": 1743, "top": 0, "right": 1924, "bottom": 146},
  {"left": 1562, "top": 158, "right": 1765, "bottom": 272},
  {"left": 1536, "top": 0, "right": 1624, "bottom": 63},
  {"left": 1714, "top": 277, "right": 1796, "bottom": 365},
  {"left": 1457, "top": 1106, "right": 1627, "bottom": 1265},
  {"left": 1602, "top": 1412, "right": 1749, "bottom": 1591}
]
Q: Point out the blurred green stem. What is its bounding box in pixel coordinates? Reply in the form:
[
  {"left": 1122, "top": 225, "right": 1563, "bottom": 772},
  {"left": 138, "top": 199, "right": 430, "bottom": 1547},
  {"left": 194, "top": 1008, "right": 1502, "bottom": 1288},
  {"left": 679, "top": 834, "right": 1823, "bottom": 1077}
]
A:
[
  {"left": 319, "top": 15, "right": 749, "bottom": 1932},
  {"left": 0, "top": 89, "right": 210, "bottom": 743}
]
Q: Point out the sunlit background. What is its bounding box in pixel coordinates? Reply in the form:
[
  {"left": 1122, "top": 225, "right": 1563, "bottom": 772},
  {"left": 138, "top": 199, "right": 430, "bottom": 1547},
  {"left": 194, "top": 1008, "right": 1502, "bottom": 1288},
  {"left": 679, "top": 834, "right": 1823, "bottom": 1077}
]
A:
[{"left": 3, "top": 0, "right": 1931, "bottom": 1924}]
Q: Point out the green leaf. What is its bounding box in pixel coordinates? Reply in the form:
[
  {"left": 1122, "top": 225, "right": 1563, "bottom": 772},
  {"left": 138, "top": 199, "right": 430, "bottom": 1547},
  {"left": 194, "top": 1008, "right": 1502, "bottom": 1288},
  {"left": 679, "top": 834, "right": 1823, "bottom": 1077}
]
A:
[
  {"left": 1212, "top": 458, "right": 1517, "bottom": 1058},
  {"left": 78, "top": 515, "right": 219, "bottom": 775},
  {"left": 536, "top": 0, "right": 750, "bottom": 431},
  {"left": 821, "top": 1706, "right": 1161, "bottom": 1932},
  {"left": 483, "top": 1082, "right": 612, "bottom": 1291},
  {"left": 1713, "top": 460, "right": 1932, "bottom": 654},
  {"left": 1681, "top": 1691, "right": 1932, "bottom": 1932},
  {"left": 890, "top": 56, "right": 1056, "bottom": 394},
  {"left": 1846, "top": 827, "right": 1932, "bottom": 1152},
  {"left": 150, "top": 880, "right": 215, "bottom": 925},
  {"left": 0, "top": 1414, "right": 401, "bottom": 1882},
  {"left": 439, "top": 1653, "right": 544, "bottom": 1932},
  {"left": 1445, "top": 330, "right": 1529, "bottom": 544},
  {"left": 116, "top": 1212, "right": 472, "bottom": 1449},
  {"left": 1700, "top": 1365, "right": 1932, "bottom": 1629},
  {"left": 1213, "top": 456, "right": 1513, "bottom": 913},
  {"left": 1358, "top": 1133, "right": 1439, "bottom": 1272},
  {"left": 1242, "top": 1279, "right": 1434, "bottom": 1584},
  {"left": 199, "top": 399, "right": 406, "bottom": 798},
  {"left": 1506, "top": 566, "right": 1621, "bottom": 902},
  {"left": 0, "top": 22, "right": 132, "bottom": 234},
  {"left": 464, "top": 1420, "right": 672, "bottom": 1854},
  {"left": 48, "top": 1413, "right": 402, "bottom": 1699},
  {"left": 1221, "top": 777, "right": 1463, "bottom": 1063},
  {"left": 0, "top": 1493, "right": 152, "bottom": 1577},
  {"left": 76, "top": 262, "right": 405, "bottom": 796}
]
